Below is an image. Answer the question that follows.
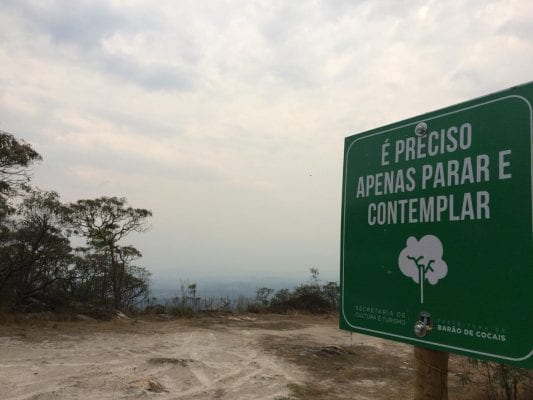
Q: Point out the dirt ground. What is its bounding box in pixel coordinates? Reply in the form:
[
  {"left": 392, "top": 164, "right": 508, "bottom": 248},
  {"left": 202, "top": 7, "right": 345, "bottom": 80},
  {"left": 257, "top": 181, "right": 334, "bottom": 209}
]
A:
[{"left": 0, "top": 313, "right": 483, "bottom": 400}]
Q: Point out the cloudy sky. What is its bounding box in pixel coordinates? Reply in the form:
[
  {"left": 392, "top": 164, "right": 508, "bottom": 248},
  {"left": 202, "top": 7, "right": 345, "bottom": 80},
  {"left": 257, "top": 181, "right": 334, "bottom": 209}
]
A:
[{"left": 1, "top": 0, "right": 532, "bottom": 288}]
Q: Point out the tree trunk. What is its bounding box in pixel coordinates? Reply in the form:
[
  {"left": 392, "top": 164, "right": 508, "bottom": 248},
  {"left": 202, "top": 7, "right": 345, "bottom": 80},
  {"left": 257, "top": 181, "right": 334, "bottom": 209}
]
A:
[
  {"left": 110, "top": 246, "right": 121, "bottom": 310},
  {"left": 414, "top": 346, "right": 449, "bottom": 400}
]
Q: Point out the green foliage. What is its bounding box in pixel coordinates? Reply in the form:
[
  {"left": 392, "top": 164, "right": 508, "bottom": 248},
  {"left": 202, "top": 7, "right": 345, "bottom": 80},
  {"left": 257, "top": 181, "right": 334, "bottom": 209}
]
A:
[
  {"left": 63, "top": 196, "right": 152, "bottom": 309},
  {"left": 63, "top": 197, "right": 152, "bottom": 246},
  {"left": 244, "top": 270, "right": 340, "bottom": 314},
  {"left": 271, "top": 288, "right": 291, "bottom": 305},
  {"left": 0, "top": 189, "right": 72, "bottom": 310},
  {"left": 0, "top": 130, "right": 41, "bottom": 196},
  {"left": 0, "top": 132, "right": 152, "bottom": 315},
  {"left": 257, "top": 269, "right": 340, "bottom": 314},
  {"left": 0, "top": 130, "right": 41, "bottom": 226},
  {"left": 154, "top": 270, "right": 339, "bottom": 317},
  {"left": 269, "top": 287, "right": 331, "bottom": 314},
  {"left": 321, "top": 281, "right": 340, "bottom": 308},
  {"left": 69, "top": 246, "right": 150, "bottom": 311}
]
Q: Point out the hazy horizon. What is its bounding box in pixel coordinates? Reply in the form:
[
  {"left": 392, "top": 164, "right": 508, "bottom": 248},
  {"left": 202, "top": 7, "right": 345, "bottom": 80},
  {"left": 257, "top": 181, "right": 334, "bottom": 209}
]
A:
[{"left": 2, "top": 1, "right": 533, "bottom": 287}]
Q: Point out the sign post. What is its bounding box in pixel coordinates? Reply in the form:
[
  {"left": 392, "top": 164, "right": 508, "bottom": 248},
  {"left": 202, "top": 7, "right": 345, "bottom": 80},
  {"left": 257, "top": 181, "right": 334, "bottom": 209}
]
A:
[
  {"left": 340, "top": 83, "right": 533, "bottom": 387},
  {"left": 414, "top": 346, "right": 448, "bottom": 399}
]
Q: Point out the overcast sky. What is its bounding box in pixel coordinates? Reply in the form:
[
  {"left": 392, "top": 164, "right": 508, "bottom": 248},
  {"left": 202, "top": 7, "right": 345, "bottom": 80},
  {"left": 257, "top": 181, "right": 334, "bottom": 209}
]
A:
[{"left": 1, "top": 0, "right": 532, "bottom": 287}]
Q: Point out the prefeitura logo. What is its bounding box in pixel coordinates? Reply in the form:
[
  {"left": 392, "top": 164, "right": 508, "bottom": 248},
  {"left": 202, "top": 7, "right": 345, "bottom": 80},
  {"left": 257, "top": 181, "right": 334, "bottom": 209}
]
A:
[{"left": 398, "top": 235, "right": 448, "bottom": 304}]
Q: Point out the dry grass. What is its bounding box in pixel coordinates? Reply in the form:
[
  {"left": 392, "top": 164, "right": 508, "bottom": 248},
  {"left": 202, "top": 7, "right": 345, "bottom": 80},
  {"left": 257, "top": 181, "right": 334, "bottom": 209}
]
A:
[
  {"left": 262, "top": 333, "right": 413, "bottom": 400},
  {"left": 262, "top": 333, "right": 486, "bottom": 400}
]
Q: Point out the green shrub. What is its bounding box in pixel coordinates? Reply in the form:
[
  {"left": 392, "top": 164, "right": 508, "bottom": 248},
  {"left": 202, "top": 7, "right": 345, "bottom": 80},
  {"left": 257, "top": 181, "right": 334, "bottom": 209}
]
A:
[{"left": 266, "top": 270, "right": 339, "bottom": 314}]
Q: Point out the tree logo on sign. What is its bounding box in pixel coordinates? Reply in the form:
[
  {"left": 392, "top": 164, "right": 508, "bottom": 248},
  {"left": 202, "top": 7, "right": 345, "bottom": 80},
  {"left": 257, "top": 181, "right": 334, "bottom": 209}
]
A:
[{"left": 398, "top": 235, "right": 448, "bottom": 304}]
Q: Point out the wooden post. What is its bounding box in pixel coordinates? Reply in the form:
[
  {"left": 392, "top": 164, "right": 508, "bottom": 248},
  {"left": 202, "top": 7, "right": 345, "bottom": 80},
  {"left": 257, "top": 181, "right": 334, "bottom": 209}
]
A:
[{"left": 414, "top": 346, "right": 449, "bottom": 400}]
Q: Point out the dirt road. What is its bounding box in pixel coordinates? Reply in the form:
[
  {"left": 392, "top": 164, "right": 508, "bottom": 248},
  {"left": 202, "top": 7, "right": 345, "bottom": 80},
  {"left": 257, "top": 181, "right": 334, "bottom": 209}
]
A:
[{"left": 0, "top": 314, "right": 477, "bottom": 399}]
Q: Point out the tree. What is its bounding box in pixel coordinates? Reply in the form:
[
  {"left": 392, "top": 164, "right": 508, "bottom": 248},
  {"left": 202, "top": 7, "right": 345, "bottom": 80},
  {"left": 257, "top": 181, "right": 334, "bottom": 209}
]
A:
[
  {"left": 68, "top": 245, "right": 150, "bottom": 311},
  {"left": 69, "top": 247, "right": 114, "bottom": 306},
  {"left": 0, "top": 189, "right": 72, "bottom": 309},
  {"left": 322, "top": 281, "right": 340, "bottom": 308},
  {"left": 116, "top": 245, "right": 150, "bottom": 309},
  {"left": 309, "top": 267, "right": 320, "bottom": 285},
  {"left": 0, "top": 130, "right": 41, "bottom": 195},
  {"left": 120, "top": 264, "right": 150, "bottom": 310},
  {"left": 63, "top": 196, "right": 152, "bottom": 309},
  {"left": 256, "top": 287, "right": 274, "bottom": 306},
  {"left": 0, "top": 130, "right": 41, "bottom": 223},
  {"left": 271, "top": 269, "right": 338, "bottom": 313},
  {"left": 270, "top": 288, "right": 290, "bottom": 306}
]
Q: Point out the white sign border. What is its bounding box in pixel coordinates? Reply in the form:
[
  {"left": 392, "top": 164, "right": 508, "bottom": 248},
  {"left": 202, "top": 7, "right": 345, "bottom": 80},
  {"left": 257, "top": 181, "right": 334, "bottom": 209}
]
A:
[{"left": 341, "top": 95, "right": 533, "bottom": 363}]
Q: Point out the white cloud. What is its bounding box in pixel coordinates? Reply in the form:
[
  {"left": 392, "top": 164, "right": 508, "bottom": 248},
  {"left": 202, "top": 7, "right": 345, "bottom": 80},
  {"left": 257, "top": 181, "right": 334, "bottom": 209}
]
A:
[{"left": 1, "top": 0, "right": 533, "bottom": 283}]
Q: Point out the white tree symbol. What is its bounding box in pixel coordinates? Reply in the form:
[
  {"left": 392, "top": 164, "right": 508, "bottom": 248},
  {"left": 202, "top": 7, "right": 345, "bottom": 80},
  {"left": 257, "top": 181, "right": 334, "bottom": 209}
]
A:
[{"left": 398, "top": 235, "right": 448, "bottom": 304}]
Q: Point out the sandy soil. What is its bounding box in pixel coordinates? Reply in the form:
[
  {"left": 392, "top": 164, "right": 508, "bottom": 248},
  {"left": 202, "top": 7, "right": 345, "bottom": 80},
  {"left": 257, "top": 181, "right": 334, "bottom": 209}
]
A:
[{"left": 0, "top": 313, "right": 478, "bottom": 400}]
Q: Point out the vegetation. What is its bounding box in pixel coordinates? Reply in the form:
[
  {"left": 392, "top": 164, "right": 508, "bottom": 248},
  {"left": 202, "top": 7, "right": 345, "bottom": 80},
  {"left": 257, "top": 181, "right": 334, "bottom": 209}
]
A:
[
  {"left": 0, "top": 130, "right": 152, "bottom": 315},
  {"left": 150, "top": 268, "right": 340, "bottom": 318},
  {"left": 1, "top": 131, "right": 339, "bottom": 320},
  {"left": 3, "top": 132, "right": 530, "bottom": 400},
  {"left": 261, "top": 268, "right": 339, "bottom": 314},
  {"left": 63, "top": 196, "right": 152, "bottom": 309},
  {"left": 457, "top": 358, "right": 533, "bottom": 400}
]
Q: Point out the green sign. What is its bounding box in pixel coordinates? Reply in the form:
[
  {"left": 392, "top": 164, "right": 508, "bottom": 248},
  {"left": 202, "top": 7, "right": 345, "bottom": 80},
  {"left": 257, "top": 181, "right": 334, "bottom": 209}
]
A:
[{"left": 340, "top": 82, "right": 533, "bottom": 368}]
